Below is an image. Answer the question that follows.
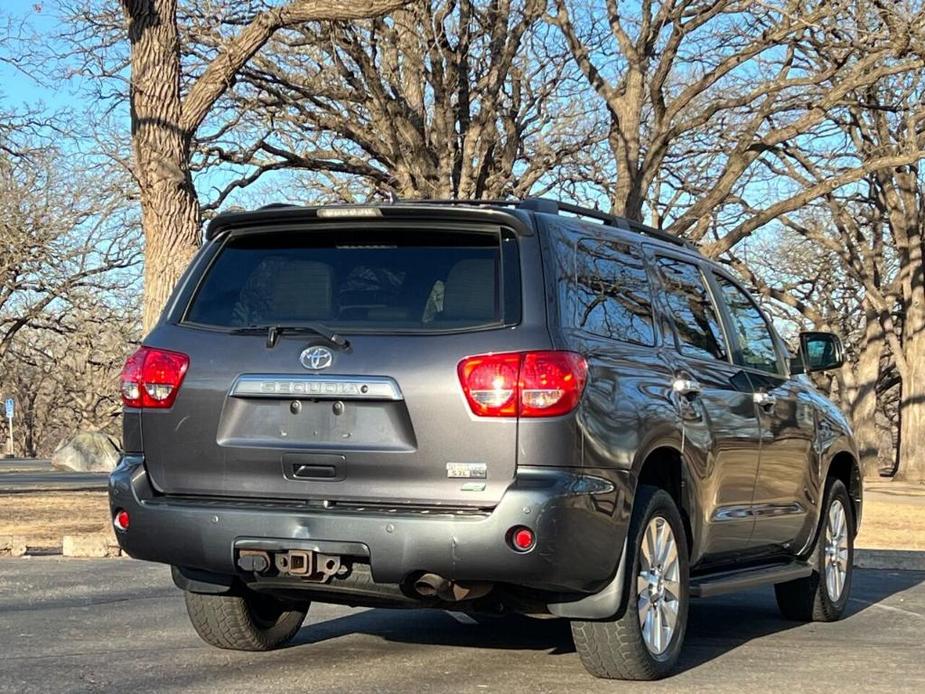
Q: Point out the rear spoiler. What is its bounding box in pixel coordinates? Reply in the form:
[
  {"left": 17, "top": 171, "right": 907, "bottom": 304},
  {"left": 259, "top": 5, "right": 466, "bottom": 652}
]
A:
[{"left": 204, "top": 203, "right": 535, "bottom": 241}]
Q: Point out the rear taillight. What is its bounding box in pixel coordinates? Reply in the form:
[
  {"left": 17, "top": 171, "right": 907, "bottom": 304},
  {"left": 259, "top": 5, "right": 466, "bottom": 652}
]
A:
[
  {"left": 457, "top": 351, "right": 587, "bottom": 418},
  {"left": 120, "top": 346, "right": 190, "bottom": 409}
]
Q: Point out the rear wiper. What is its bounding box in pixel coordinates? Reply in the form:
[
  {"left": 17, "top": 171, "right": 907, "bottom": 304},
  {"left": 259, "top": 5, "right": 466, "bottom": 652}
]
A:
[{"left": 232, "top": 323, "right": 349, "bottom": 349}]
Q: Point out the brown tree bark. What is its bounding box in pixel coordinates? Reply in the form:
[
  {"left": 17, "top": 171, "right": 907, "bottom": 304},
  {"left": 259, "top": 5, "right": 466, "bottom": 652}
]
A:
[
  {"left": 119, "top": 0, "right": 409, "bottom": 331},
  {"left": 894, "top": 220, "right": 925, "bottom": 483},
  {"left": 842, "top": 305, "right": 884, "bottom": 479},
  {"left": 896, "top": 332, "right": 925, "bottom": 483}
]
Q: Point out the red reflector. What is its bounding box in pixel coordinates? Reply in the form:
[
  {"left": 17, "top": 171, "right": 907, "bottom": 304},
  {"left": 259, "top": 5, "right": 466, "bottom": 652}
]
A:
[
  {"left": 120, "top": 346, "right": 189, "bottom": 409},
  {"left": 113, "top": 509, "right": 130, "bottom": 531},
  {"left": 457, "top": 351, "right": 587, "bottom": 418},
  {"left": 511, "top": 526, "right": 535, "bottom": 551}
]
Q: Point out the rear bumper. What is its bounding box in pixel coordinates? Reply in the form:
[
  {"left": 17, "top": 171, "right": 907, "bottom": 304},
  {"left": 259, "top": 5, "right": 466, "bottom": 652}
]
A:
[{"left": 109, "top": 456, "right": 631, "bottom": 595}]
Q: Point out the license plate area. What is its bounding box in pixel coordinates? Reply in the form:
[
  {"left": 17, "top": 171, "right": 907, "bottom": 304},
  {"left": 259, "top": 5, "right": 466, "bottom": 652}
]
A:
[{"left": 217, "top": 397, "right": 416, "bottom": 451}]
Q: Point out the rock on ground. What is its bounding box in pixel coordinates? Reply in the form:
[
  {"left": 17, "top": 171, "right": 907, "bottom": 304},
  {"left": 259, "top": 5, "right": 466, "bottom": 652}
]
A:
[
  {"left": 0, "top": 535, "right": 28, "bottom": 557},
  {"left": 52, "top": 431, "right": 120, "bottom": 473}
]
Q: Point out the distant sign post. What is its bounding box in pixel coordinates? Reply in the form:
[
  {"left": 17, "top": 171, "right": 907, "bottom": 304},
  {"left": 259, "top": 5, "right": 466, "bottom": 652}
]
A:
[{"left": 4, "top": 398, "right": 13, "bottom": 458}]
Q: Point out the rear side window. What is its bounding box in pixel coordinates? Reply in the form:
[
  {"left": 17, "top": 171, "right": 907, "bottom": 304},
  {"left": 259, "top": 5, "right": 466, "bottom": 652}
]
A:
[
  {"left": 550, "top": 229, "right": 656, "bottom": 345},
  {"left": 714, "top": 275, "right": 781, "bottom": 374},
  {"left": 655, "top": 256, "right": 728, "bottom": 362},
  {"left": 185, "top": 227, "right": 520, "bottom": 332}
]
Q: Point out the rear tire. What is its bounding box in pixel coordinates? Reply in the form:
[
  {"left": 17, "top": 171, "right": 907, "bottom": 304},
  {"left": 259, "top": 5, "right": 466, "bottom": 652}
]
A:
[
  {"left": 184, "top": 588, "right": 308, "bottom": 651},
  {"left": 775, "top": 478, "right": 854, "bottom": 622},
  {"left": 571, "top": 485, "right": 690, "bottom": 680}
]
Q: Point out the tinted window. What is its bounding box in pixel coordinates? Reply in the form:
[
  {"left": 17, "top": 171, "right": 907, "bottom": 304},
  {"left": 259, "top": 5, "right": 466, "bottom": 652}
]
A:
[
  {"left": 655, "top": 256, "right": 728, "bottom": 361},
  {"left": 553, "top": 231, "right": 655, "bottom": 345},
  {"left": 714, "top": 275, "right": 781, "bottom": 373},
  {"left": 186, "top": 228, "right": 518, "bottom": 331}
]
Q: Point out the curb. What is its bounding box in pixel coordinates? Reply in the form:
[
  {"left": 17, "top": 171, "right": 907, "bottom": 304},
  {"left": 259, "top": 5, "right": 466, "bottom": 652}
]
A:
[
  {"left": 62, "top": 533, "right": 122, "bottom": 558},
  {"left": 855, "top": 549, "right": 925, "bottom": 572}
]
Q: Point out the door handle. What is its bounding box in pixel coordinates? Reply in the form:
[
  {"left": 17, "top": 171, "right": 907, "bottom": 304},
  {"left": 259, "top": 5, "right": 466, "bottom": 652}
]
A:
[
  {"left": 672, "top": 378, "right": 702, "bottom": 400},
  {"left": 753, "top": 391, "right": 777, "bottom": 411}
]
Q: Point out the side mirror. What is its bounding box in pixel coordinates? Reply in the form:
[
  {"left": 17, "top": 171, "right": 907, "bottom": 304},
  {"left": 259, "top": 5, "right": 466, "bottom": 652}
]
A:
[{"left": 798, "top": 331, "right": 845, "bottom": 373}]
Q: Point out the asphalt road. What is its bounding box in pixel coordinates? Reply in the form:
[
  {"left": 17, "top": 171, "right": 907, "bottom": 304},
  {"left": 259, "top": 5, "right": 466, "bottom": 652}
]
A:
[
  {"left": 1, "top": 559, "right": 923, "bottom": 693},
  {"left": 0, "top": 459, "right": 108, "bottom": 492},
  {"left": 0, "top": 459, "right": 52, "bottom": 472}
]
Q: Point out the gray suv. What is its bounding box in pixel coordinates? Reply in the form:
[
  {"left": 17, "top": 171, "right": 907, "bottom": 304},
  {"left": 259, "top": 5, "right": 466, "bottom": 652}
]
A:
[{"left": 110, "top": 199, "right": 861, "bottom": 679}]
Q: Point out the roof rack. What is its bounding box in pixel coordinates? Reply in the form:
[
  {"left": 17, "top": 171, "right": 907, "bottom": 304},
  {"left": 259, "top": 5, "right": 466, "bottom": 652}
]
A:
[
  {"left": 517, "top": 198, "right": 693, "bottom": 249},
  {"left": 392, "top": 197, "right": 693, "bottom": 249}
]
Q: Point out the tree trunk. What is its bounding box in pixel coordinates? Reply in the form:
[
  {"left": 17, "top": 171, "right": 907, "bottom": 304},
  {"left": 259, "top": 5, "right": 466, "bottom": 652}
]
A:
[
  {"left": 607, "top": 68, "right": 645, "bottom": 222},
  {"left": 122, "top": 0, "right": 200, "bottom": 332},
  {"left": 139, "top": 180, "right": 200, "bottom": 332},
  {"left": 895, "top": 329, "right": 925, "bottom": 483},
  {"left": 843, "top": 307, "right": 883, "bottom": 478}
]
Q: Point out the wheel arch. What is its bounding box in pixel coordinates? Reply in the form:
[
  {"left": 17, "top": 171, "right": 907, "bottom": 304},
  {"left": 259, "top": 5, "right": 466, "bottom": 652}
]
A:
[
  {"left": 824, "top": 450, "right": 863, "bottom": 532},
  {"left": 633, "top": 444, "right": 695, "bottom": 558}
]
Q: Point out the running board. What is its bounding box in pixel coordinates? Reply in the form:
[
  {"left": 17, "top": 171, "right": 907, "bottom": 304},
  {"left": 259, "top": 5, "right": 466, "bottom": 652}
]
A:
[{"left": 690, "top": 561, "right": 813, "bottom": 598}]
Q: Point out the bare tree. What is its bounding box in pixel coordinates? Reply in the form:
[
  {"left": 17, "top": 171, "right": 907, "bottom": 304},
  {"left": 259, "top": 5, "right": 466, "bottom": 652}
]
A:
[
  {"left": 731, "top": 223, "right": 893, "bottom": 479},
  {"left": 550, "top": 0, "right": 925, "bottom": 245},
  {"left": 195, "top": 1, "right": 597, "bottom": 206},
  {"left": 1, "top": 294, "right": 139, "bottom": 457},
  {"left": 0, "top": 133, "right": 141, "bottom": 456},
  {"left": 731, "top": 57, "right": 925, "bottom": 479},
  {"left": 110, "top": 0, "right": 411, "bottom": 330},
  {"left": 0, "top": 142, "right": 140, "bottom": 360}
]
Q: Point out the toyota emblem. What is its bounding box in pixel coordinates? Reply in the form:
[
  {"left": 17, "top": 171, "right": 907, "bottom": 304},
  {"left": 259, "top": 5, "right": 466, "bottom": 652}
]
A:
[{"left": 299, "top": 346, "right": 334, "bottom": 370}]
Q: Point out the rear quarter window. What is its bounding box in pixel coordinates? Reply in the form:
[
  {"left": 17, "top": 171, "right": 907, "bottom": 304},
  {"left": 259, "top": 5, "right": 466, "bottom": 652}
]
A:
[
  {"left": 184, "top": 227, "right": 520, "bottom": 332},
  {"left": 547, "top": 222, "right": 656, "bottom": 346}
]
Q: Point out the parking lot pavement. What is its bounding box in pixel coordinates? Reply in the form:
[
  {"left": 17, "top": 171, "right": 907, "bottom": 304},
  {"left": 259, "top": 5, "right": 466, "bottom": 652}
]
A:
[
  {"left": 0, "top": 459, "right": 108, "bottom": 492},
  {"left": 1, "top": 559, "right": 923, "bottom": 693}
]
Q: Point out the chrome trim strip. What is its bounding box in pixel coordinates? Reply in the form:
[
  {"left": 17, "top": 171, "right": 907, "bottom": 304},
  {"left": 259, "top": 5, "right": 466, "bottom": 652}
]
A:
[
  {"left": 711, "top": 501, "right": 806, "bottom": 522},
  {"left": 230, "top": 374, "right": 403, "bottom": 400}
]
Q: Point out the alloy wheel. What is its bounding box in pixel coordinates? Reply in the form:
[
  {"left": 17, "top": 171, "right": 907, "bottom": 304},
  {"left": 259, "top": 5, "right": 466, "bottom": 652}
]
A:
[
  {"left": 636, "top": 516, "right": 681, "bottom": 655},
  {"left": 824, "top": 499, "right": 850, "bottom": 601}
]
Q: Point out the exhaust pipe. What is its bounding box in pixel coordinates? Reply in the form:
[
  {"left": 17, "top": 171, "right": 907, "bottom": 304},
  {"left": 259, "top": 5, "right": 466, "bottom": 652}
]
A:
[
  {"left": 414, "top": 573, "right": 447, "bottom": 598},
  {"left": 413, "top": 573, "right": 492, "bottom": 602}
]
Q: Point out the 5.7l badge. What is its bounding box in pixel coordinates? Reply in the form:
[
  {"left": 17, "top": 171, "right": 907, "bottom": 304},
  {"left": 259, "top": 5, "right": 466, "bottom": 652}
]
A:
[{"left": 446, "top": 462, "right": 487, "bottom": 479}]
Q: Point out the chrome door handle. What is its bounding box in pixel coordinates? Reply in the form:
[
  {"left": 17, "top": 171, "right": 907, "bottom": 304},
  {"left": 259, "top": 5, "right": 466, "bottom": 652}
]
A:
[
  {"left": 672, "top": 378, "right": 702, "bottom": 399},
  {"left": 753, "top": 392, "right": 777, "bottom": 410}
]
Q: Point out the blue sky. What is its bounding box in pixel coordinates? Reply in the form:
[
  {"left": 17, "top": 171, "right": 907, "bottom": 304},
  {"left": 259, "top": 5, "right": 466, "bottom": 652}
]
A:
[{"left": 1, "top": 2, "right": 79, "bottom": 108}]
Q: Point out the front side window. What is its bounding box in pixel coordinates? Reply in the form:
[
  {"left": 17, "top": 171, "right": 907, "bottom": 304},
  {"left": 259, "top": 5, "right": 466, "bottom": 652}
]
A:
[
  {"left": 714, "top": 275, "right": 781, "bottom": 374},
  {"left": 185, "top": 228, "right": 518, "bottom": 332},
  {"left": 655, "top": 256, "right": 728, "bottom": 362}
]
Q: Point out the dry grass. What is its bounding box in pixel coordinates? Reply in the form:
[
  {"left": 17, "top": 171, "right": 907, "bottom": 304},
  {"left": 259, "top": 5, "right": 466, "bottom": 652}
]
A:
[
  {"left": 0, "top": 491, "right": 110, "bottom": 550},
  {"left": 856, "top": 481, "right": 925, "bottom": 550},
  {"left": 1, "top": 481, "right": 924, "bottom": 554}
]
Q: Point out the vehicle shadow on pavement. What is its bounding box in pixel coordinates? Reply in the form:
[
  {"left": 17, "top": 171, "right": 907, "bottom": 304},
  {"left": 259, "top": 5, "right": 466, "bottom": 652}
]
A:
[
  {"left": 294, "top": 610, "right": 577, "bottom": 654},
  {"left": 677, "top": 566, "right": 925, "bottom": 672},
  {"left": 293, "top": 567, "right": 925, "bottom": 671}
]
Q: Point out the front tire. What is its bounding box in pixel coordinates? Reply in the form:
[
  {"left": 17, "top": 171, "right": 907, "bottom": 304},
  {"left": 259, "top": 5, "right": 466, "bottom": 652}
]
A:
[
  {"left": 775, "top": 478, "right": 854, "bottom": 622},
  {"left": 184, "top": 588, "right": 308, "bottom": 651},
  {"left": 571, "top": 485, "right": 690, "bottom": 680}
]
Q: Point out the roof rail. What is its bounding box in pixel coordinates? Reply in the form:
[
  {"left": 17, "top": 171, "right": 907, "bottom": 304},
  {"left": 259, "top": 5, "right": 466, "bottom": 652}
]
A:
[{"left": 518, "top": 198, "right": 693, "bottom": 249}]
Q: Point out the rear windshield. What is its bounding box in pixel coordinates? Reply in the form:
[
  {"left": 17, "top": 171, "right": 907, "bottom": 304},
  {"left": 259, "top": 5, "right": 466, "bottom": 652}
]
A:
[{"left": 184, "top": 227, "right": 520, "bottom": 332}]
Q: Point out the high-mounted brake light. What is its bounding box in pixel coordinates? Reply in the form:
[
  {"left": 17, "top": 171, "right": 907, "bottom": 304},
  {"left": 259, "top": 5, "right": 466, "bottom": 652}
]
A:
[
  {"left": 120, "top": 346, "right": 190, "bottom": 409},
  {"left": 457, "top": 351, "right": 587, "bottom": 418},
  {"left": 316, "top": 206, "right": 383, "bottom": 219}
]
